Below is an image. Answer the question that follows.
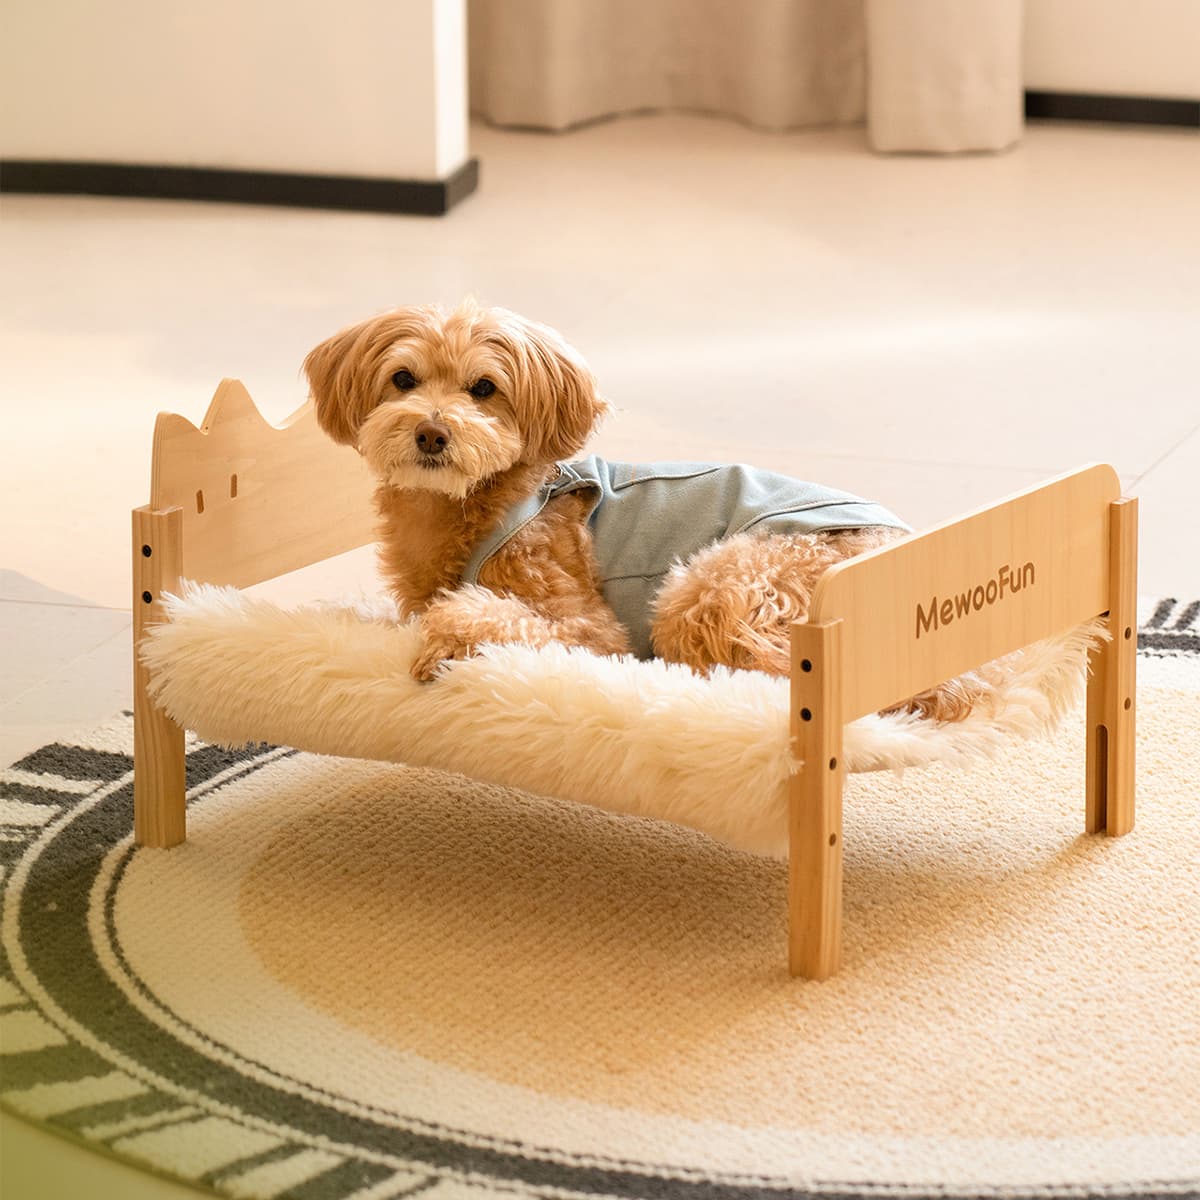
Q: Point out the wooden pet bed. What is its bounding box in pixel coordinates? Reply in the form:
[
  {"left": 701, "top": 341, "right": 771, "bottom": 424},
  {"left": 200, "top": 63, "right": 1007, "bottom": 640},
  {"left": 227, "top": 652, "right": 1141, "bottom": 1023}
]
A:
[{"left": 133, "top": 380, "right": 1138, "bottom": 979}]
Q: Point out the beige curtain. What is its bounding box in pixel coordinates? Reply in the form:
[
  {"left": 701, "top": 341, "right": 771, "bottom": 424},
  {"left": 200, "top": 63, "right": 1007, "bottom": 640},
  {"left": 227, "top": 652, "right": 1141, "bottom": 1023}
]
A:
[{"left": 469, "top": 0, "right": 1023, "bottom": 153}]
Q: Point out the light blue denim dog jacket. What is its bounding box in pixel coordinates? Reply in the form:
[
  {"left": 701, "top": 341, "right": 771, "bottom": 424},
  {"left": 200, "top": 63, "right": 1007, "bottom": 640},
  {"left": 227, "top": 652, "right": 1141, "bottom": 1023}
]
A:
[{"left": 462, "top": 456, "right": 910, "bottom": 658}]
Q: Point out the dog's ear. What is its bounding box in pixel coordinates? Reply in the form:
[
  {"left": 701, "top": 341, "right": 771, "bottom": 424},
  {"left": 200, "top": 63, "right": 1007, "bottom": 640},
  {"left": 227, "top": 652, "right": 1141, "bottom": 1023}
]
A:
[
  {"left": 495, "top": 314, "right": 608, "bottom": 464},
  {"left": 303, "top": 321, "right": 370, "bottom": 446}
]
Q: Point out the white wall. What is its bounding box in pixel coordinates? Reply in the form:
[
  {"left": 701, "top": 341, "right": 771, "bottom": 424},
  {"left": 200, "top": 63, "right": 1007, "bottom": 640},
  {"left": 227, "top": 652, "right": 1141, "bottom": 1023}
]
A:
[
  {"left": 0, "top": 0, "right": 469, "bottom": 181},
  {"left": 1025, "top": 0, "right": 1200, "bottom": 99}
]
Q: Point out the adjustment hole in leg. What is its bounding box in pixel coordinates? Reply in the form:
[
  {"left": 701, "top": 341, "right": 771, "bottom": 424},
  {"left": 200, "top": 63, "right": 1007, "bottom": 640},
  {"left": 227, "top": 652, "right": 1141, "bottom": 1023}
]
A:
[
  {"left": 800, "top": 708, "right": 812, "bottom": 722},
  {"left": 195, "top": 490, "right": 205, "bottom": 515},
  {"left": 829, "top": 757, "right": 838, "bottom": 770},
  {"left": 800, "top": 659, "right": 812, "bottom": 673},
  {"left": 1124, "top": 627, "right": 1132, "bottom": 640},
  {"left": 141, "top": 591, "right": 153, "bottom": 604},
  {"left": 1124, "top": 697, "right": 1132, "bottom": 711},
  {"left": 141, "top": 544, "right": 152, "bottom": 557},
  {"left": 829, "top": 833, "right": 838, "bottom": 847},
  {"left": 230, "top": 473, "right": 238, "bottom": 499}
]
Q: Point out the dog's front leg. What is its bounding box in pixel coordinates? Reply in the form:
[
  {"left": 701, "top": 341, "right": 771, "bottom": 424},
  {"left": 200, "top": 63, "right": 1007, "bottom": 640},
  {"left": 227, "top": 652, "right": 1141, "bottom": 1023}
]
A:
[
  {"left": 411, "top": 582, "right": 632, "bottom": 681},
  {"left": 410, "top": 584, "right": 560, "bottom": 681}
]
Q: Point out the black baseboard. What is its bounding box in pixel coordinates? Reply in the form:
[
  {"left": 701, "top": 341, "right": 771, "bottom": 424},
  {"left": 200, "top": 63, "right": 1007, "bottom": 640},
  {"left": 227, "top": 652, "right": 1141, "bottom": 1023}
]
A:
[
  {"left": 0, "top": 157, "right": 480, "bottom": 216},
  {"left": 1025, "top": 90, "right": 1200, "bottom": 129},
  {"left": 2, "top": 93, "right": 1193, "bottom": 215}
]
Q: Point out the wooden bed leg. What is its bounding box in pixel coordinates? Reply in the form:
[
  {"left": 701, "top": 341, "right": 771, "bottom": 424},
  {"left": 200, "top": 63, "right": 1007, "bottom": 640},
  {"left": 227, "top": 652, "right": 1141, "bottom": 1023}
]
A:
[
  {"left": 1086, "top": 496, "right": 1138, "bottom": 838},
  {"left": 789, "top": 619, "right": 845, "bottom": 980},
  {"left": 132, "top": 505, "right": 187, "bottom": 847}
]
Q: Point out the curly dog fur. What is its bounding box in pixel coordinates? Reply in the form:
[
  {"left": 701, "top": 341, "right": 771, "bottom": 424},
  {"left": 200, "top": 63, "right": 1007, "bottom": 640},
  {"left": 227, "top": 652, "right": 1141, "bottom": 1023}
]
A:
[{"left": 304, "top": 302, "right": 988, "bottom": 720}]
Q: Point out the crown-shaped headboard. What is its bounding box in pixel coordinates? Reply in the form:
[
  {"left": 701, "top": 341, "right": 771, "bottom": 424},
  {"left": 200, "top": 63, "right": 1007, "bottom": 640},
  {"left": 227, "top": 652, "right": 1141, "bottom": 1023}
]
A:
[
  {"left": 133, "top": 380, "right": 377, "bottom": 848},
  {"left": 149, "top": 378, "right": 376, "bottom": 589}
]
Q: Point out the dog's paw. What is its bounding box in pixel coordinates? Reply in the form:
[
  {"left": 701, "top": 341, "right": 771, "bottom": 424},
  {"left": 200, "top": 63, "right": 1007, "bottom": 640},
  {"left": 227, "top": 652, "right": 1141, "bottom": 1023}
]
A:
[{"left": 410, "top": 632, "right": 476, "bottom": 682}]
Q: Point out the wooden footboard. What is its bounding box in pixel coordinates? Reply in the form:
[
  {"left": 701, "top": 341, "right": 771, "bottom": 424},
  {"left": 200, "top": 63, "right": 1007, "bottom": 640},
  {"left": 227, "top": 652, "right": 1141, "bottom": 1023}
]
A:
[{"left": 788, "top": 464, "right": 1138, "bottom": 978}]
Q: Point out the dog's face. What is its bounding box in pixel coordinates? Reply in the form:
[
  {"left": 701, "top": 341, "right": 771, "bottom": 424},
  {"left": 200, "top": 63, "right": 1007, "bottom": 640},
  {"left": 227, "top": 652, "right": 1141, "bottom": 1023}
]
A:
[{"left": 303, "top": 303, "right": 607, "bottom": 498}]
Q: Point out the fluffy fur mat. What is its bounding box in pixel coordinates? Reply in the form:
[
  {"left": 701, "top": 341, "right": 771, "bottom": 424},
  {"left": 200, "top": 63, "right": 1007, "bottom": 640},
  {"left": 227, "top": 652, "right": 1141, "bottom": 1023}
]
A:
[{"left": 141, "top": 584, "right": 1104, "bottom": 857}]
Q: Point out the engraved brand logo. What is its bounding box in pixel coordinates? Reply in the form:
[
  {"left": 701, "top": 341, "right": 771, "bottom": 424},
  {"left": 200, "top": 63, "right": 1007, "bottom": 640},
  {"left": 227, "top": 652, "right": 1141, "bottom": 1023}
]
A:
[{"left": 916, "top": 561, "right": 1035, "bottom": 639}]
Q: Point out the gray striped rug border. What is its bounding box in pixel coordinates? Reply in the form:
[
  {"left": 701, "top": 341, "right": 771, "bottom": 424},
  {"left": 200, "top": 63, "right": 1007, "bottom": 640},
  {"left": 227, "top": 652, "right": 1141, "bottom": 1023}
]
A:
[{"left": 1139, "top": 598, "right": 1200, "bottom": 656}]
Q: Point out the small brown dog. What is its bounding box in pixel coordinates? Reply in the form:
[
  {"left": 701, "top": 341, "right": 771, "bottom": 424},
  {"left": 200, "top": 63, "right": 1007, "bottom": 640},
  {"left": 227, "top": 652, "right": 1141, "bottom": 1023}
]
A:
[{"left": 305, "top": 302, "right": 981, "bottom": 719}]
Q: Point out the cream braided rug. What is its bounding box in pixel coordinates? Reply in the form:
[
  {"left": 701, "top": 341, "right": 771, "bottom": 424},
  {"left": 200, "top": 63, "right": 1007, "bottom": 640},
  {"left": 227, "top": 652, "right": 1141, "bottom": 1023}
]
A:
[{"left": 2, "top": 599, "right": 1198, "bottom": 1200}]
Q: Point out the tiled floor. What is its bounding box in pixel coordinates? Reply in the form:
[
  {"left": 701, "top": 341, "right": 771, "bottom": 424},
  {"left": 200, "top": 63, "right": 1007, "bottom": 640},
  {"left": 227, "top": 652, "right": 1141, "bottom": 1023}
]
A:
[{"left": 1, "top": 114, "right": 1198, "bottom": 1197}]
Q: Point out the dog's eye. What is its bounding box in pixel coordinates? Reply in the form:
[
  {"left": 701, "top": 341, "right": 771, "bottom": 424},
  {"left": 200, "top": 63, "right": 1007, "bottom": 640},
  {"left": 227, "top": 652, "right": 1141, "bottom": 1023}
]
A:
[
  {"left": 468, "top": 378, "right": 496, "bottom": 400},
  {"left": 392, "top": 369, "right": 418, "bottom": 391}
]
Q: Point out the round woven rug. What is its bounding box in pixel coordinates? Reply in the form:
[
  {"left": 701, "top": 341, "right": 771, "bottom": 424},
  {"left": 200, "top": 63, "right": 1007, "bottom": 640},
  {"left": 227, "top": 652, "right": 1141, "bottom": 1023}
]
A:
[{"left": 2, "top": 600, "right": 1198, "bottom": 1200}]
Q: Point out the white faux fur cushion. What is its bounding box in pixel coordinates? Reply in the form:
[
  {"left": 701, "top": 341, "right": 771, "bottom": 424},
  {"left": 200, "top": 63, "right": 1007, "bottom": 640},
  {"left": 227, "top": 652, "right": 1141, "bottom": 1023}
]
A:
[{"left": 141, "top": 584, "right": 1103, "bottom": 857}]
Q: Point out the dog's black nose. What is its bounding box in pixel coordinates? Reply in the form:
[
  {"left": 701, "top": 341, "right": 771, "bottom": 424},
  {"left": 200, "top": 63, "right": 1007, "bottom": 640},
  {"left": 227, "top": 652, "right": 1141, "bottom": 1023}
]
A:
[{"left": 415, "top": 420, "right": 451, "bottom": 456}]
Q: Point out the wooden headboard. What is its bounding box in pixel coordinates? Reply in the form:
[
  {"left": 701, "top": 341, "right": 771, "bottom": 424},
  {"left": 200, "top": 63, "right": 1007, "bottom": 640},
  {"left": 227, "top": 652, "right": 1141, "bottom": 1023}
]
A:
[
  {"left": 133, "top": 379, "right": 375, "bottom": 848},
  {"left": 149, "top": 378, "right": 376, "bottom": 589}
]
